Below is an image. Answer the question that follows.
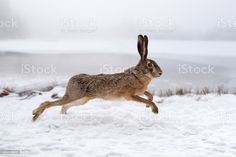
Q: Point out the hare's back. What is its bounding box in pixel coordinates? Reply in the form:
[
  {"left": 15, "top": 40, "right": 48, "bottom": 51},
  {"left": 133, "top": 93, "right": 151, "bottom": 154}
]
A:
[{"left": 66, "top": 73, "right": 140, "bottom": 98}]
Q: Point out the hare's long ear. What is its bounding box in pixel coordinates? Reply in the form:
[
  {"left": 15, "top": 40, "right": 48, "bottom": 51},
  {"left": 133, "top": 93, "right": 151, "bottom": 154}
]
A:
[
  {"left": 137, "top": 34, "right": 145, "bottom": 60},
  {"left": 143, "top": 35, "right": 148, "bottom": 60}
]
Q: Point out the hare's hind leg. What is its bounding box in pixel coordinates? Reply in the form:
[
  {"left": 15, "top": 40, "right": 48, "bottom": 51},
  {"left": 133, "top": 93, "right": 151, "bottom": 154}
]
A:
[
  {"left": 32, "top": 96, "right": 75, "bottom": 121},
  {"left": 60, "top": 97, "right": 90, "bottom": 114}
]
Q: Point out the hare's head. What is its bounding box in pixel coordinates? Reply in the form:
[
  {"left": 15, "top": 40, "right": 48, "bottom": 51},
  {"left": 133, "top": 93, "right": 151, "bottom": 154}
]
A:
[{"left": 136, "top": 35, "right": 162, "bottom": 78}]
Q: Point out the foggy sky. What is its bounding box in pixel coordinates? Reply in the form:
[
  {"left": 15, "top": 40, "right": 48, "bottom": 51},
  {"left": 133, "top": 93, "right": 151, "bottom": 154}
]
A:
[{"left": 1, "top": 0, "right": 236, "bottom": 40}]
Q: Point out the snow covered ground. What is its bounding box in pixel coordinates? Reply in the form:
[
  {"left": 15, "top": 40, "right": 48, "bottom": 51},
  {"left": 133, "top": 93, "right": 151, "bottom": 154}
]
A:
[
  {"left": 0, "top": 39, "right": 236, "bottom": 156},
  {"left": 0, "top": 86, "right": 236, "bottom": 157}
]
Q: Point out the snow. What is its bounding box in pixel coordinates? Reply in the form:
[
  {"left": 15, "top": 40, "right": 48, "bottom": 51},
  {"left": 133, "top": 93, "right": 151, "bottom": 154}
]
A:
[
  {"left": 0, "top": 39, "right": 236, "bottom": 156},
  {"left": 0, "top": 86, "right": 236, "bottom": 157}
]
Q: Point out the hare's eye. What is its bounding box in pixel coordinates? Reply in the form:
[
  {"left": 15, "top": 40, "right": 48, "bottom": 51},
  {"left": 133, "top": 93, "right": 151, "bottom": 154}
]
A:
[{"left": 147, "top": 62, "right": 153, "bottom": 68}]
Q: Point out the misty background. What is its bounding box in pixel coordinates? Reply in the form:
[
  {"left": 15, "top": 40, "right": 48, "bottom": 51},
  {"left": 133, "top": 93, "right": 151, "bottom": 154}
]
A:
[
  {"left": 0, "top": 0, "right": 236, "bottom": 92},
  {"left": 1, "top": 0, "right": 236, "bottom": 40}
]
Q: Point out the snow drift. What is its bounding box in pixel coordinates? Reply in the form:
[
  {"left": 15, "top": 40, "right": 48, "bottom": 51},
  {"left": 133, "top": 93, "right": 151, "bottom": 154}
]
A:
[{"left": 0, "top": 86, "right": 235, "bottom": 157}]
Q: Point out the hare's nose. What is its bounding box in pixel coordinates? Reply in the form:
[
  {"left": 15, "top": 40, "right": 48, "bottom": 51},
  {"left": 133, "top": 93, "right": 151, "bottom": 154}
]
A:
[{"left": 159, "top": 71, "right": 162, "bottom": 75}]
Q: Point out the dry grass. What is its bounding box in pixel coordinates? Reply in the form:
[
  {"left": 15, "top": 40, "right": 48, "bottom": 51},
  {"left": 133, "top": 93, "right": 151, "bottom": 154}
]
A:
[
  {"left": 18, "top": 90, "right": 42, "bottom": 97},
  {"left": 0, "top": 87, "right": 14, "bottom": 97},
  {"left": 159, "top": 89, "right": 174, "bottom": 97},
  {"left": 216, "top": 86, "right": 228, "bottom": 95},
  {"left": 159, "top": 88, "right": 192, "bottom": 97},
  {"left": 0, "top": 89, "right": 9, "bottom": 97},
  {"left": 0, "top": 85, "right": 55, "bottom": 99},
  {"left": 158, "top": 85, "right": 232, "bottom": 97},
  {"left": 175, "top": 88, "right": 192, "bottom": 95},
  {"left": 196, "top": 87, "right": 211, "bottom": 95}
]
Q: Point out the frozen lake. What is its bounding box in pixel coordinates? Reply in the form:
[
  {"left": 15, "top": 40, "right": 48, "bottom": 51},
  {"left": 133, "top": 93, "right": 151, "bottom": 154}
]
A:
[
  {"left": 0, "top": 39, "right": 236, "bottom": 93},
  {"left": 0, "top": 52, "right": 236, "bottom": 93}
]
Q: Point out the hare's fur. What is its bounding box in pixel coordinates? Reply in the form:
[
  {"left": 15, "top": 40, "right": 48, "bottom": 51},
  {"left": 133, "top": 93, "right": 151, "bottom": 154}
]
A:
[{"left": 32, "top": 35, "right": 162, "bottom": 121}]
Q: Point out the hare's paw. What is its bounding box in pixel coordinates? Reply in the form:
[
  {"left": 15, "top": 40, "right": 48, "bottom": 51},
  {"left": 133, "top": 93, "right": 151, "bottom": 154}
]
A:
[
  {"left": 32, "top": 113, "right": 40, "bottom": 121},
  {"left": 151, "top": 105, "right": 159, "bottom": 114},
  {"left": 32, "top": 107, "right": 45, "bottom": 121}
]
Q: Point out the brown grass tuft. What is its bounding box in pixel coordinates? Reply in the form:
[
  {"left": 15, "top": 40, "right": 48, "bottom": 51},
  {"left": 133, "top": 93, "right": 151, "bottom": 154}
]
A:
[
  {"left": 157, "top": 86, "right": 233, "bottom": 97},
  {"left": 216, "top": 86, "right": 228, "bottom": 95},
  {"left": 199, "top": 87, "right": 211, "bottom": 95},
  {"left": 159, "top": 89, "right": 174, "bottom": 97},
  {"left": 0, "top": 89, "right": 9, "bottom": 97},
  {"left": 175, "top": 88, "right": 191, "bottom": 95}
]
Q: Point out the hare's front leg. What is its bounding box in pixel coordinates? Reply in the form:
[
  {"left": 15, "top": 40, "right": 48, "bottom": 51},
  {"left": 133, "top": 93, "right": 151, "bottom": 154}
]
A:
[
  {"left": 129, "top": 95, "right": 158, "bottom": 114},
  {"left": 144, "top": 91, "right": 153, "bottom": 101},
  {"left": 144, "top": 91, "right": 153, "bottom": 107}
]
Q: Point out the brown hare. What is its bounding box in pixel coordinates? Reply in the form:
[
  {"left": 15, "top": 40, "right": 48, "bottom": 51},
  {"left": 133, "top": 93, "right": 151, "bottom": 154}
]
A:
[{"left": 32, "top": 35, "right": 162, "bottom": 121}]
